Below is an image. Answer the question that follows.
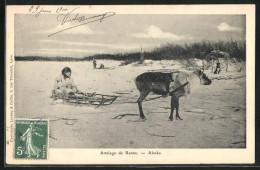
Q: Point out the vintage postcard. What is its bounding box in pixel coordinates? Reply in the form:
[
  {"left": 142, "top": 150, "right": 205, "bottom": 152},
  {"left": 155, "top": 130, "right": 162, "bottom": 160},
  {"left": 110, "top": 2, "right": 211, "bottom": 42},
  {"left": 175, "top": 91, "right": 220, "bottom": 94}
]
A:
[{"left": 5, "top": 5, "right": 255, "bottom": 165}]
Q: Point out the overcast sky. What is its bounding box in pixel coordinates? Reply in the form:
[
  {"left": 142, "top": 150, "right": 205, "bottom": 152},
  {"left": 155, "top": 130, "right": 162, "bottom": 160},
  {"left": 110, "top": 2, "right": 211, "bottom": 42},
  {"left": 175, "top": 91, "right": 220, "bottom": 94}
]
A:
[{"left": 15, "top": 14, "right": 245, "bottom": 57}]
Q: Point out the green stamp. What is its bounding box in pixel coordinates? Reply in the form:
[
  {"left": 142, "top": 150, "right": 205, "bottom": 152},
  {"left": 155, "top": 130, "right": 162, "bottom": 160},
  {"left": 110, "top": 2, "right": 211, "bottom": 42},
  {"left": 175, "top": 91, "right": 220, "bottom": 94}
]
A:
[{"left": 14, "top": 119, "right": 48, "bottom": 159}]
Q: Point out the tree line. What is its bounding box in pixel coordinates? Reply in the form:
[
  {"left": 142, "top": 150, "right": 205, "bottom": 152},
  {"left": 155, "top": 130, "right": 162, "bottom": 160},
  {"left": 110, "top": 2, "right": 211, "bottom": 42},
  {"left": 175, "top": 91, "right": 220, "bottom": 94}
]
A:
[{"left": 16, "top": 40, "right": 246, "bottom": 62}]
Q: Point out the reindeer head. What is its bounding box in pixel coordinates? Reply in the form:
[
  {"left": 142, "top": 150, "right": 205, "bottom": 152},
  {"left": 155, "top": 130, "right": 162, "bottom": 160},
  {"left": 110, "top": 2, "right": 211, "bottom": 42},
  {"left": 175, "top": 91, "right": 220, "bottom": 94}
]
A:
[{"left": 194, "top": 70, "right": 212, "bottom": 85}]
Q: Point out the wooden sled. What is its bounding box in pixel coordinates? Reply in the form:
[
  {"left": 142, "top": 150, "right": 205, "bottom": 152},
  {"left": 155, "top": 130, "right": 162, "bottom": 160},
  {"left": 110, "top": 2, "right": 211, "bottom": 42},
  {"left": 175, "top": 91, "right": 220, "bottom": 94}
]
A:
[{"left": 52, "top": 91, "right": 118, "bottom": 108}]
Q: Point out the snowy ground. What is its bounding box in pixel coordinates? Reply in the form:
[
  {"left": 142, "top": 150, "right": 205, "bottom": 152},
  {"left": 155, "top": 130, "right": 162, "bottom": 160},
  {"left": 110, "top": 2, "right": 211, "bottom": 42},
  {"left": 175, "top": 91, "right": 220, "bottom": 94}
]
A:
[{"left": 14, "top": 59, "right": 246, "bottom": 148}]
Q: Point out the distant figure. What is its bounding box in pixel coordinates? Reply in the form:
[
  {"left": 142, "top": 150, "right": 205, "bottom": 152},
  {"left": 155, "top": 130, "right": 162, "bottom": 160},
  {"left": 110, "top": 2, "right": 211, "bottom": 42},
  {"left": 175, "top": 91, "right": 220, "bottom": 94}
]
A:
[
  {"left": 214, "top": 62, "right": 221, "bottom": 74},
  {"left": 93, "top": 58, "right": 97, "bottom": 69},
  {"left": 54, "top": 67, "right": 78, "bottom": 95},
  {"left": 99, "top": 64, "right": 105, "bottom": 69}
]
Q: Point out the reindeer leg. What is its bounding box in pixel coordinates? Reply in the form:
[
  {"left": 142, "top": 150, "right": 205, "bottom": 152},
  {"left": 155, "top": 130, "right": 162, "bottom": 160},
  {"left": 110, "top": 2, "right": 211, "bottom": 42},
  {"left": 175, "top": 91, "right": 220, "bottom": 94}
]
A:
[
  {"left": 175, "top": 97, "right": 183, "bottom": 120},
  {"left": 137, "top": 90, "right": 149, "bottom": 119},
  {"left": 169, "top": 96, "right": 175, "bottom": 121}
]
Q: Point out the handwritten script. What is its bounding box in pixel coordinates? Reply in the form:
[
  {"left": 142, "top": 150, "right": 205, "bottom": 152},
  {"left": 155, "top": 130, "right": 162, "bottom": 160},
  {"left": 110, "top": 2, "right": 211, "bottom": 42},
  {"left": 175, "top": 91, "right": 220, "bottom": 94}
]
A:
[{"left": 28, "top": 6, "right": 116, "bottom": 37}]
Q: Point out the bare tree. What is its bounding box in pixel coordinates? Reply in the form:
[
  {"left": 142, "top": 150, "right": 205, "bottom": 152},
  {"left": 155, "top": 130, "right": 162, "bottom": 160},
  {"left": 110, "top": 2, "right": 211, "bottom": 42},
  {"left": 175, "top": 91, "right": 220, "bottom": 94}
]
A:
[{"left": 139, "top": 44, "right": 144, "bottom": 64}]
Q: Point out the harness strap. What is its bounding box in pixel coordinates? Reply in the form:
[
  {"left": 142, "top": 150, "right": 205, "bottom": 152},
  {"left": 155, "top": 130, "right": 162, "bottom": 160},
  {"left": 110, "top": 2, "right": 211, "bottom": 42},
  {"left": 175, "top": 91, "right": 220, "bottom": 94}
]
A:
[
  {"left": 144, "top": 82, "right": 190, "bottom": 102},
  {"left": 116, "top": 82, "right": 190, "bottom": 104},
  {"left": 143, "top": 95, "right": 165, "bottom": 102},
  {"left": 169, "top": 82, "right": 189, "bottom": 96}
]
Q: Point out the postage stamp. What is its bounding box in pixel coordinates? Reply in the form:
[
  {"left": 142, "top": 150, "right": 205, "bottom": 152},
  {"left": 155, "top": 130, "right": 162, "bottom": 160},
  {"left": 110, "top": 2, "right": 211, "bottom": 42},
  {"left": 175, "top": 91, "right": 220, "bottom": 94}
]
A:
[{"left": 14, "top": 119, "right": 48, "bottom": 159}]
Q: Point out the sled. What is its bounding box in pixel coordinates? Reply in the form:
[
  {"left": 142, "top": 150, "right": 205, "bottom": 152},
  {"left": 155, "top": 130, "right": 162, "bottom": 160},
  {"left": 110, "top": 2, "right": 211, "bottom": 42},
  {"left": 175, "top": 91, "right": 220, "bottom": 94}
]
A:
[{"left": 52, "top": 91, "right": 118, "bottom": 108}]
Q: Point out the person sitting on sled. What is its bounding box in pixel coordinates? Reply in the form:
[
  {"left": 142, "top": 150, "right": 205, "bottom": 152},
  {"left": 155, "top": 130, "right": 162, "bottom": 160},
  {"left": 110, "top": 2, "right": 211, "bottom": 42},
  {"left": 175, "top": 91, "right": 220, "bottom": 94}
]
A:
[
  {"left": 54, "top": 67, "right": 79, "bottom": 95},
  {"left": 53, "top": 67, "right": 96, "bottom": 97}
]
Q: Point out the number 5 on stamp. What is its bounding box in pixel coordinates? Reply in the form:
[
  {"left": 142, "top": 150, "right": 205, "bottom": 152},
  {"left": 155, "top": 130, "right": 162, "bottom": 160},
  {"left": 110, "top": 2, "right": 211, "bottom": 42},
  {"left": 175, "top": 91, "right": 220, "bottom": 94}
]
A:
[{"left": 14, "top": 119, "right": 49, "bottom": 159}]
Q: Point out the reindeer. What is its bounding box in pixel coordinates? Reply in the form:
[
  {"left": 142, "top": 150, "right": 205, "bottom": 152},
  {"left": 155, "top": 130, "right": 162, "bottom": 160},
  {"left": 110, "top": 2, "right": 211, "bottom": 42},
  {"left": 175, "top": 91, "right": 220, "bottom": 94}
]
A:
[{"left": 135, "top": 70, "right": 212, "bottom": 121}]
